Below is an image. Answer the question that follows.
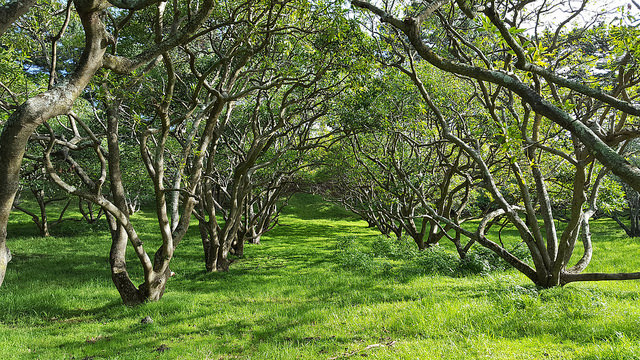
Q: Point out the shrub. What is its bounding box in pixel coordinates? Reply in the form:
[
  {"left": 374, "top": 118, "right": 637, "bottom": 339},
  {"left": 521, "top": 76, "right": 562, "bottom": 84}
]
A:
[
  {"left": 415, "top": 246, "right": 460, "bottom": 275},
  {"left": 463, "top": 244, "right": 532, "bottom": 273},
  {"left": 457, "top": 252, "right": 493, "bottom": 275},
  {"left": 335, "top": 236, "right": 376, "bottom": 273},
  {"left": 371, "top": 235, "right": 417, "bottom": 259}
]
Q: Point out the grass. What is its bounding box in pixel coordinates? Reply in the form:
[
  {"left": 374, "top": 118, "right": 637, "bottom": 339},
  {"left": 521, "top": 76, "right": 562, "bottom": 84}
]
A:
[{"left": 2, "top": 193, "right": 640, "bottom": 359}]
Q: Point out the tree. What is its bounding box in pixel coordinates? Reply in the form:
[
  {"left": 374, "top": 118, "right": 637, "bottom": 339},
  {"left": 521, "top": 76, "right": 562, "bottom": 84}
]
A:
[
  {"left": 13, "top": 151, "right": 71, "bottom": 237},
  {"left": 165, "top": 1, "right": 369, "bottom": 272},
  {"left": 327, "top": 110, "right": 476, "bottom": 252},
  {"left": 611, "top": 142, "right": 640, "bottom": 237},
  {"left": 0, "top": 0, "right": 216, "bottom": 290},
  {"left": 352, "top": 0, "right": 640, "bottom": 287},
  {"left": 351, "top": 0, "right": 640, "bottom": 191},
  {"left": 12, "top": 0, "right": 368, "bottom": 302}
]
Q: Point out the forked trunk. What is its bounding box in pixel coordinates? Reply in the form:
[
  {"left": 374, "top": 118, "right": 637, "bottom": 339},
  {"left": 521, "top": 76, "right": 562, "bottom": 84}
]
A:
[
  {"left": 140, "top": 277, "right": 168, "bottom": 302},
  {"left": 200, "top": 218, "right": 232, "bottom": 272},
  {"left": 248, "top": 225, "right": 261, "bottom": 245},
  {"left": 203, "top": 235, "right": 232, "bottom": 272},
  {"left": 108, "top": 216, "right": 144, "bottom": 306},
  {"left": 35, "top": 190, "right": 50, "bottom": 237},
  {"left": 108, "top": 214, "right": 171, "bottom": 305}
]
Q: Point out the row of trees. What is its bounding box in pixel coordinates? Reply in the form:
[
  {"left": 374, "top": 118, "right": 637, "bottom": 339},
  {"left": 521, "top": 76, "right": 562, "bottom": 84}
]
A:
[
  {"left": 1, "top": 0, "right": 640, "bottom": 304},
  {"left": 329, "top": 0, "right": 640, "bottom": 287},
  {"left": 0, "top": 0, "right": 368, "bottom": 304}
]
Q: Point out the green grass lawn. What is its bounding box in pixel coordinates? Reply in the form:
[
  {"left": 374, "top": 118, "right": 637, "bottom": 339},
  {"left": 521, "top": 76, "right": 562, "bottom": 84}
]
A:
[{"left": 2, "top": 194, "right": 640, "bottom": 359}]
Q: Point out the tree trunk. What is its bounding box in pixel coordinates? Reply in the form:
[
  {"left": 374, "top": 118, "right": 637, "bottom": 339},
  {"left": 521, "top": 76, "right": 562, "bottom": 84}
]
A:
[
  {"left": 105, "top": 103, "right": 153, "bottom": 305},
  {"left": 628, "top": 188, "right": 640, "bottom": 237},
  {"left": 108, "top": 214, "right": 144, "bottom": 306},
  {"left": 34, "top": 189, "right": 50, "bottom": 237},
  {"left": 413, "top": 233, "right": 425, "bottom": 250},
  {"left": 216, "top": 245, "right": 231, "bottom": 272},
  {"left": 200, "top": 214, "right": 235, "bottom": 272},
  {"left": 79, "top": 199, "right": 103, "bottom": 223},
  {"left": 631, "top": 215, "right": 640, "bottom": 237},
  {"left": 0, "top": 243, "right": 10, "bottom": 286},
  {"left": 200, "top": 219, "right": 219, "bottom": 272},
  {"left": 140, "top": 273, "right": 168, "bottom": 302},
  {"left": 248, "top": 224, "right": 261, "bottom": 244},
  {"left": 392, "top": 225, "right": 402, "bottom": 240},
  {"left": 203, "top": 232, "right": 233, "bottom": 272},
  {"left": 232, "top": 236, "right": 244, "bottom": 257},
  {"left": 169, "top": 176, "right": 182, "bottom": 232}
]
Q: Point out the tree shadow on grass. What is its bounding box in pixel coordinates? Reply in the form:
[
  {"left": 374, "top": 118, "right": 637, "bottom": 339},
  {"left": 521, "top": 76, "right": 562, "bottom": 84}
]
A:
[
  {"left": 8, "top": 196, "right": 640, "bottom": 358},
  {"left": 56, "top": 303, "right": 332, "bottom": 359},
  {"left": 41, "top": 266, "right": 640, "bottom": 359}
]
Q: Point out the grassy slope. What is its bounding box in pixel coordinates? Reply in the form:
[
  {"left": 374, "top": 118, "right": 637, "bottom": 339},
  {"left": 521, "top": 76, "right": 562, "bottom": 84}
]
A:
[{"left": 1, "top": 194, "right": 640, "bottom": 359}]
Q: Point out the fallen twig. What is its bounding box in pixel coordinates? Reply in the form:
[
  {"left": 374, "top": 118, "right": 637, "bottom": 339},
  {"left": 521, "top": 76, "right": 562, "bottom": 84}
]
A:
[{"left": 328, "top": 341, "right": 396, "bottom": 359}]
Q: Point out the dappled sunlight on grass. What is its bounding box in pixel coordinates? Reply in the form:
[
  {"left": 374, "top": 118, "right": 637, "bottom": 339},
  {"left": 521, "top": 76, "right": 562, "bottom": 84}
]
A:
[{"left": 2, "top": 194, "right": 640, "bottom": 359}]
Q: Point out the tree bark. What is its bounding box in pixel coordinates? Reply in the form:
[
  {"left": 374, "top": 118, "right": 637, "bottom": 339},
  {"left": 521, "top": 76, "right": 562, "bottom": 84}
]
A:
[
  {"left": 0, "top": 0, "right": 216, "bottom": 289},
  {"left": 232, "top": 236, "right": 244, "bottom": 257},
  {"left": 199, "top": 219, "right": 217, "bottom": 272},
  {"left": 108, "top": 215, "right": 143, "bottom": 306},
  {"left": 0, "top": 0, "right": 37, "bottom": 36},
  {"left": 0, "top": 244, "right": 9, "bottom": 286},
  {"left": 35, "top": 189, "right": 50, "bottom": 237},
  {"left": 561, "top": 271, "right": 640, "bottom": 285}
]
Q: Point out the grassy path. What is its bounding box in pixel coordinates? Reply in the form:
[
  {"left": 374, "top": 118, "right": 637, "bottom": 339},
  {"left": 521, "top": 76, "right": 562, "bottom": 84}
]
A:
[{"left": 1, "top": 194, "right": 640, "bottom": 359}]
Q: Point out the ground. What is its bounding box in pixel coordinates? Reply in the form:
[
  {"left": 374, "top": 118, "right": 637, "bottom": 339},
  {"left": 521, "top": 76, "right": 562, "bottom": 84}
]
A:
[{"left": 1, "top": 194, "right": 640, "bottom": 359}]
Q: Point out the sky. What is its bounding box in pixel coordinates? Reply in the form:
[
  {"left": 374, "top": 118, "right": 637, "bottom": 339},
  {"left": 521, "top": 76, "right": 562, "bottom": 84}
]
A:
[{"left": 523, "top": 0, "right": 639, "bottom": 29}]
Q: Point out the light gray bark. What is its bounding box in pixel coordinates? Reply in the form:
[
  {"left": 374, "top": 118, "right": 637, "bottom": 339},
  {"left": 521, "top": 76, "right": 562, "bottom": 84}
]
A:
[{"left": 0, "top": 0, "right": 37, "bottom": 36}]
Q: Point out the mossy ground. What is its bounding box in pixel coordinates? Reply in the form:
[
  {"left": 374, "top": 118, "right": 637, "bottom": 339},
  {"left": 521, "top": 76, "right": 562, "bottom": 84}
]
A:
[{"left": 1, "top": 194, "right": 640, "bottom": 359}]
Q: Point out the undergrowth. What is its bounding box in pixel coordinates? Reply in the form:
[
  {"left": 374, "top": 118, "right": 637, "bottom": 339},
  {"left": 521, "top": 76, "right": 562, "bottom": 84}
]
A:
[{"left": 335, "top": 234, "right": 532, "bottom": 277}]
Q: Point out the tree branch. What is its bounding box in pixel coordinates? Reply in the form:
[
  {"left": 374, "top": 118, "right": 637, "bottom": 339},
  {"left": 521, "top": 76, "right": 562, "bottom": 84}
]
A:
[
  {"left": 0, "top": 0, "right": 37, "bottom": 37},
  {"left": 102, "top": 0, "right": 215, "bottom": 74},
  {"left": 562, "top": 271, "right": 640, "bottom": 285}
]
